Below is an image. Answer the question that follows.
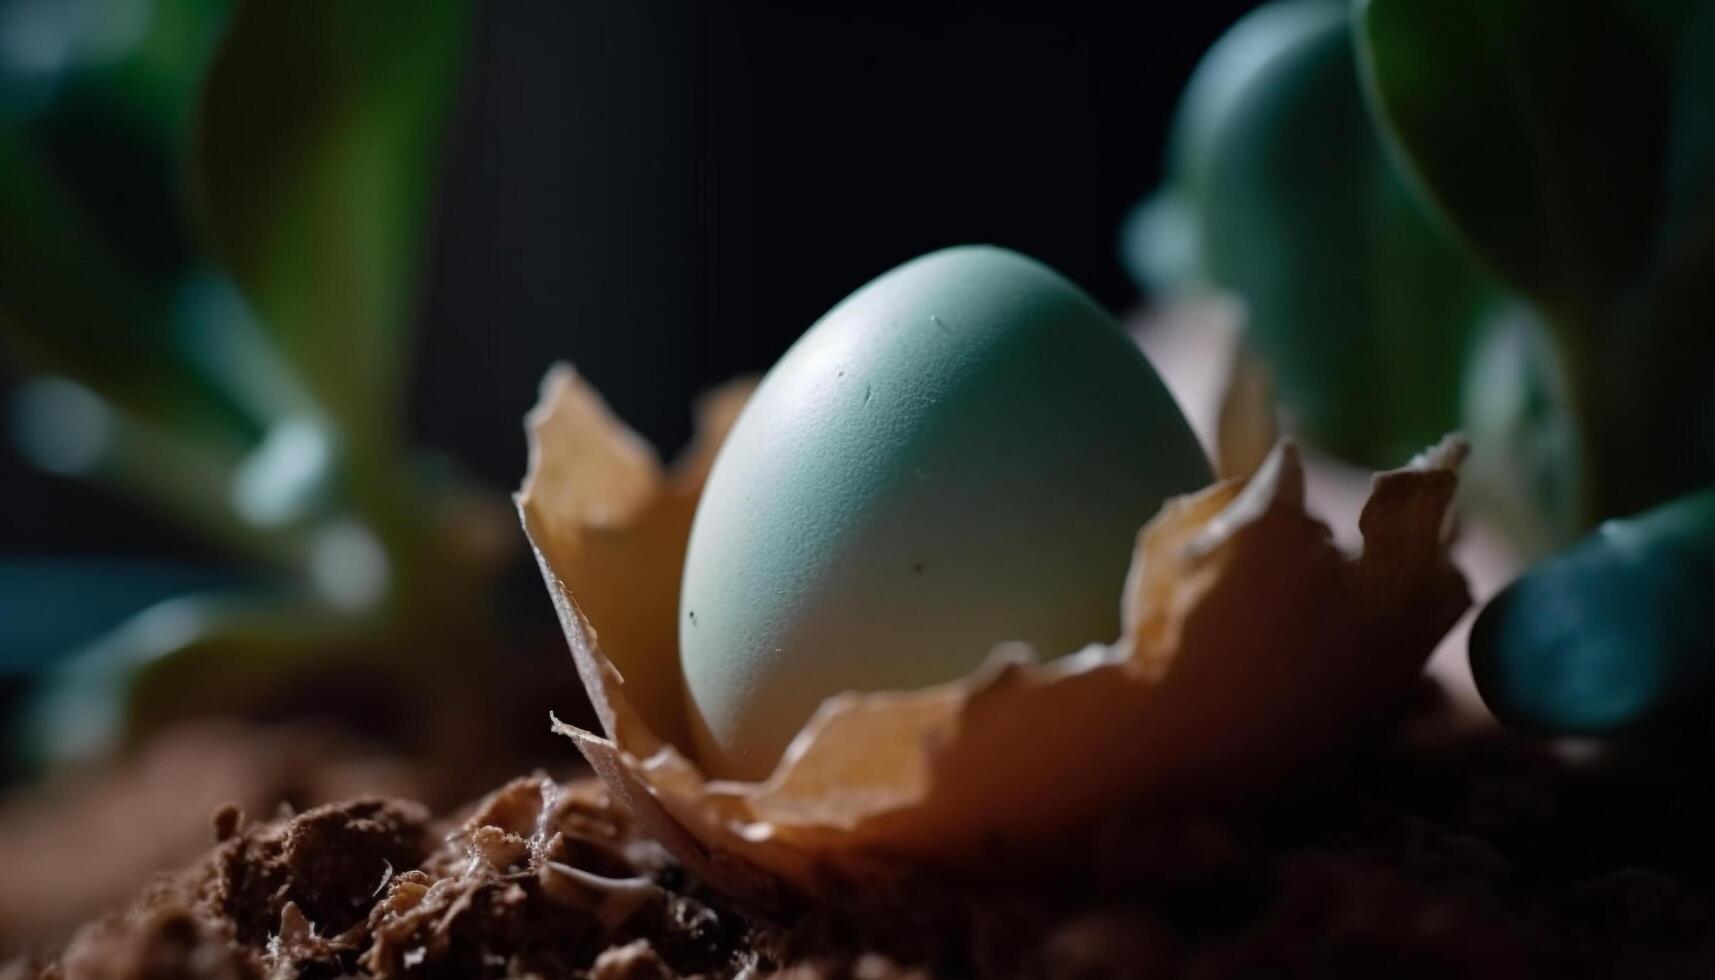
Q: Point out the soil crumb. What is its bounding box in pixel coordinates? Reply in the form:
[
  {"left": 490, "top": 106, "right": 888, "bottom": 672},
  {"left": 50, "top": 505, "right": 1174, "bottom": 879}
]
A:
[
  {"left": 9, "top": 777, "right": 765, "bottom": 980},
  {"left": 11, "top": 698, "right": 1715, "bottom": 978},
  {"left": 0, "top": 722, "right": 426, "bottom": 955}
]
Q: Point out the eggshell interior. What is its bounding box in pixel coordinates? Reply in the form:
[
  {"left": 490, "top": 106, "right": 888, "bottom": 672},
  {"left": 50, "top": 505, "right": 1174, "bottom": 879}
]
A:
[{"left": 519, "top": 366, "right": 1469, "bottom": 903}]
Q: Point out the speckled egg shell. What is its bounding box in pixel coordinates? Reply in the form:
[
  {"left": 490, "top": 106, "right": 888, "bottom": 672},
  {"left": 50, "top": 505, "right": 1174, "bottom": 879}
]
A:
[{"left": 680, "top": 246, "right": 1212, "bottom": 779}]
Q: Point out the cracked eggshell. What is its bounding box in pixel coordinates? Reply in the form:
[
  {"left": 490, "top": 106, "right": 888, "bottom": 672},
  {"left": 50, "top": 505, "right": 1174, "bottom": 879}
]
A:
[
  {"left": 518, "top": 367, "right": 1470, "bottom": 909},
  {"left": 518, "top": 366, "right": 754, "bottom": 754}
]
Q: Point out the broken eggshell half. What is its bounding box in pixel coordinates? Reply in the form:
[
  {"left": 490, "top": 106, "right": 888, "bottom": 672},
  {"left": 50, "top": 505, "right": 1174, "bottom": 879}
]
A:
[{"left": 516, "top": 364, "right": 1469, "bottom": 909}]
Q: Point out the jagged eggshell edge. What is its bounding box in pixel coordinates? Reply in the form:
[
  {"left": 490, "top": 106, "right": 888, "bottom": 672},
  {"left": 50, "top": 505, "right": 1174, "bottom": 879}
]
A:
[{"left": 517, "top": 366, "right": 1470, "bottom": 907}]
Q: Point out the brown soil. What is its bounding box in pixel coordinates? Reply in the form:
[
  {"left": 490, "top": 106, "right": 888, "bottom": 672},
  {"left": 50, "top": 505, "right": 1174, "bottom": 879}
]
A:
[
  {"left": 0, "top": 722, "right": 429, "bottom": 955},
  {"left": 8, "top": 691, "right": 1715, "bottom": 979}
]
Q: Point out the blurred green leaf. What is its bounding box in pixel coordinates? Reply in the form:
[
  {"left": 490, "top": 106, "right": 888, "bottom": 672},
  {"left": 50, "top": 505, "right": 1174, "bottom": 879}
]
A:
[
  {"left": 70, "top": 0, "right": 228, "bottom": 139},
  {"left": 175, "top": 271, "right": 319, "bottom": 425},
  {"left": 193, "top": 1, "right": 466, "bottom": 506},
  {"left": 18, "top": 592, "right": 385, "bottom": 765},
  {"left": 0, "top": 133, "right": 255, "bottom": 443},
  {"left": 0, "top": 0, "right": 220, "bottom": 122},
  {"left": 1616, "top": 0, "right": 1714, "bottom": 305},
  {"left": 8, "top": 376, "right": 315, "bottom": 568},
  {"left": 1470, "top": 486, "right": 1715, "bottom": 734},
  {"left": 1146, "top": 3, "right": 1490, "bottom": 467},
  {"left": 20, "top": 0, "right": 231, "bottom": 286},
  {"left": 0, "top": 0, "right": 269, "bottom": 454},
  {"left": 28, "top": 85, "right": 193, "bottom": 284},
  {"left": 1654, "top": 6, "right": 1715, "bottom": 271},
  {"left": 0, "top": 558, "right": 245, "bottom": 673},
  {"left": 1621, "top": 0, "right": 1715, "bottom": 388},
  {"left": 1354, "top": 0, "right": 1668, "bottom": 324}
]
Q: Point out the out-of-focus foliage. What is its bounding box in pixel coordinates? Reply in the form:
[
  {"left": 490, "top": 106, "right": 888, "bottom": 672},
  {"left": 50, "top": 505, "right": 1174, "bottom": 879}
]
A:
[
  {"left": 1357, "top": 0, "right": 1715, "bottom": 524},
  {"left": 1457, "top": 306, "right": 1583, "bottom": 559},
  {"left": 196, "top": 2, "right": 466, "bottom": 552},
  {"left": 0, "top": 0, "right": 247, "bottom": 442},
  {"left": 1124, "top": 0, "right": 1340, "bottom": 296},
  {"left": 1356, "top": 0, "right": 1715, "bottom": 735},
  {"left": 1133, "top": 0, "right": 1715, "bottom": 737},
  {"left": 1, "top": 0, "right": 483, "bottom": 769},
  {"left": 1357, "top": 0, "right": 1665, "bottom": 318},
  {"left": 1125, "top": 0, "right": 1491, "bottom": 470}
]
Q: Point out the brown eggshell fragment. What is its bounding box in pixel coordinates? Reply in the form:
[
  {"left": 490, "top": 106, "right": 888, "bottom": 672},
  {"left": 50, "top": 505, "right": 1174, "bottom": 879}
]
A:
[
  {"left": 519, "top": 367, "right": 1470, "bottom": 904},
  {"left": 519, "top": 365, "right": 752, "bottom": 752}
]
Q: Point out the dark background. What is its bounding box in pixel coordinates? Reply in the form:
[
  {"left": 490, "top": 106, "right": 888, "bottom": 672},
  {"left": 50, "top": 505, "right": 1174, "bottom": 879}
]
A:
[{"left": 2, "top": 0, "right": 1256, "bottom": 562}]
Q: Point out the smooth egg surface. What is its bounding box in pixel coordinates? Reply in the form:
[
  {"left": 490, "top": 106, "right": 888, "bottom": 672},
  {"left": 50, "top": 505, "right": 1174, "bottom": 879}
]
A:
[{"left": 680, "top": 246, "right": 1212, "bottom": 780}]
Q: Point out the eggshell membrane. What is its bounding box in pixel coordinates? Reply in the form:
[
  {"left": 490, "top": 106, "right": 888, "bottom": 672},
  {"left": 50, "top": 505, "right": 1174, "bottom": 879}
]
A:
[{"left": 518, "top": 366, "right": 1470, "bottom": 908}]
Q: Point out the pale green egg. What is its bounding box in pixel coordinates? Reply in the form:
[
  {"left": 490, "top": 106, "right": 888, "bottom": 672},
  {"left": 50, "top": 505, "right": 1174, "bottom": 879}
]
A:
[{"left": 680, "top": 246, "right": 1212, "bottom": 780}]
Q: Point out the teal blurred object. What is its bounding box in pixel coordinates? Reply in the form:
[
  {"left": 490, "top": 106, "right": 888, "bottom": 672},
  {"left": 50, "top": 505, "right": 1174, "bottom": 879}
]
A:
[
  {"left": 0, "top": 558, "right": 245, "bottom": 671},
  {"left": 1122, "top": 0, "right": 1344, "bottom": 297},
  {"left": 1470, "top": 488, "right": 1715, "bottom": 733},
  {"left": 1125, "top": 0, "right": 1491, "bottom": 470},
  {"left": 1457, "top": 306, "right": 1584, "bottom": 560},
  {"left": 0, "top": 0, "right": 491, "bottom": 773},
  {"left": 0, "top": 0, "right": 252, "bottom": 447},
  {"left": 0, "top": 557, "right": 243, "bottom": 782}
]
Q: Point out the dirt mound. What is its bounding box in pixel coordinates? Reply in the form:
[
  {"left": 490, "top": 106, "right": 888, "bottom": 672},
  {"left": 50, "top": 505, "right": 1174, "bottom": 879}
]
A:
[{"left": 12, "top": 702, "right": 1715, "bottom": 978}]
